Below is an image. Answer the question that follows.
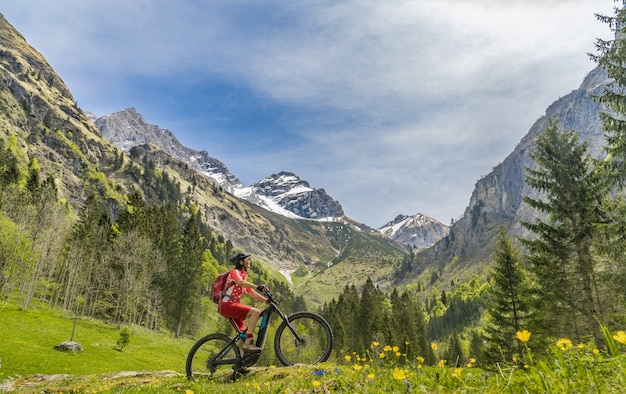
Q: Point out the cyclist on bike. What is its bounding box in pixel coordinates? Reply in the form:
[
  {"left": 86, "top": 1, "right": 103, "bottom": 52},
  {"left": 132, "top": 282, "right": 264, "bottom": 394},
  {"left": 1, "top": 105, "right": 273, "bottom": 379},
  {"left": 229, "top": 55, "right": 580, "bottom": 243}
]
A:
[{"left": 218, "top": 252, "right": 268, "bottom": 352}]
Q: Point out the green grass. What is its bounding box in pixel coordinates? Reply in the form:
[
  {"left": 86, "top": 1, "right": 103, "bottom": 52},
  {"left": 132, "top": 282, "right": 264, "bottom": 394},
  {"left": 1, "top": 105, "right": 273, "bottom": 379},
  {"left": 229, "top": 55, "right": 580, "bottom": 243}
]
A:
[
  {"left": 0, "top": 301, "right": 194, "bottom": 379},
  {"left": 2, "top": 299, "right": 626, "bottom": 393}
]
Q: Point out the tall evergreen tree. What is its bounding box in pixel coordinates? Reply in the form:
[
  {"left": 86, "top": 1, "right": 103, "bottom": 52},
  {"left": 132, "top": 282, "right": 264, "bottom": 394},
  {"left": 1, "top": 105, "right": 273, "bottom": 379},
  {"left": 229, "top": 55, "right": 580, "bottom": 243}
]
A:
[
  {"left": 521, "top": 119, "right": 605, "bottom": 344},
  {"left": 483, "top": 227, "right": 533, "bottom": 363},
  {"left": 171, "top": 215, "right": 205, "bottom": 337},
  {"left": 589, "top": 2, "right": 626, "bottom": 328}
]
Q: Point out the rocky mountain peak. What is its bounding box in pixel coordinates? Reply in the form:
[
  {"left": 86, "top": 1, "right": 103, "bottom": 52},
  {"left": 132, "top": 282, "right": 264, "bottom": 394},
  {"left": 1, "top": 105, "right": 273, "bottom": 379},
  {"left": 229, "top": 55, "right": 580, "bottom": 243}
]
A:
[
  {"left": 378, "top": 213, "right": 449, "bottom": 250},
  {"left": 94, "top": 108, "right": 243, "bottom": 192},
  {"left": 250, "top": 172, "right": 344, "bottom": 220}
]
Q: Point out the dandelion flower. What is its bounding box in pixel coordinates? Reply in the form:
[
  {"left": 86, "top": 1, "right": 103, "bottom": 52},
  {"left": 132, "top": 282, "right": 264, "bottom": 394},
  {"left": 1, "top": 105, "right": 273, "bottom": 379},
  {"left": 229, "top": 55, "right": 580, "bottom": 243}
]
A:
[
  {"left": 367, "top": 373, "right": 375, "bottom": 379},
  {"left": 384, "top": 345, "right": 393, "bottom": 352},
  {"left": 452, "top": 368, "right": 462, "bottom": 379},
  {"left": 556, "top": 338, "right": 573, "bottom": 351},
  {"left": 392, "top": 367, "right": 406, "bottom": 380},
  {"left": 379, "top": 352, "right": 386, "bottom": 359},
  {"left": 613, "top": 330, "right": 626, "bottom": 345},
  {"left": 344, "top": 355, "right": 352, "bottom": 361},
  {"left": 416, "top": 356, "right": 425, "bottom": 364},
  {"left": 312, "top": 381, "right": 321, "bottom": 388},
  {"left": 352, "top": 364, "right": 363, "bottom": 371},
  {"left": 431, "top": 342, "right": 438, "bottom": 351},
  {"left": 438, "top": 359, "right": 447, "bottom": 368},
  {"left": 372, "top": 341, "right": 379, "bottom": 347},
  {"left": 516, "top": 330, "right": 531, "bottom": 343},
  {"left": 185, "top": 390, "right": 194, "bottom": 394}
]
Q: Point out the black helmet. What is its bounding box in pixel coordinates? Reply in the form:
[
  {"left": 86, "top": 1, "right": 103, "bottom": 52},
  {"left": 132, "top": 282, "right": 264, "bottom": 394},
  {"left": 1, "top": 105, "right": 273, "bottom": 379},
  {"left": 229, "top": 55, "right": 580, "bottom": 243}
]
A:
[{"left": 229, "top": 252, "right": 250, "bottom": 264}]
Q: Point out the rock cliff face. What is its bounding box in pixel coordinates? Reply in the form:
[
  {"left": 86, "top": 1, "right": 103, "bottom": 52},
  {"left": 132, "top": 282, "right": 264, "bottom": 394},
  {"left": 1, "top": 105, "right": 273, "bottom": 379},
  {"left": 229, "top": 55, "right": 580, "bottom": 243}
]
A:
[{"left": 416, "top": 66, "right": 606, "bottom": 270}]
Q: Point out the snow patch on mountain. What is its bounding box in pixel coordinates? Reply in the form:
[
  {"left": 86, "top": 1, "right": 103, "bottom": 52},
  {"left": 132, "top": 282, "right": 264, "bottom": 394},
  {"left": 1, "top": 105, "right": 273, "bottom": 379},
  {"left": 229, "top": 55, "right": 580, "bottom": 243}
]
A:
[{"left": 378, "top": 213, "right": 449, "bottom": 249}]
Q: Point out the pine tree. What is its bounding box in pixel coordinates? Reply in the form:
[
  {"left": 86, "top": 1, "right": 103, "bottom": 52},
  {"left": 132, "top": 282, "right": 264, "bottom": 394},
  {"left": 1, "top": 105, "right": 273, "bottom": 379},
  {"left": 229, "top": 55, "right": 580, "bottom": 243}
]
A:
[
  {"left": 521, "top": 119, "right": 605, "bottom": 344},
  {"left": 171, "top": 215, "right": 205, "bottom": 337},
  {"left": 483, "top": 227, "right": 532, "bottom": 363}
]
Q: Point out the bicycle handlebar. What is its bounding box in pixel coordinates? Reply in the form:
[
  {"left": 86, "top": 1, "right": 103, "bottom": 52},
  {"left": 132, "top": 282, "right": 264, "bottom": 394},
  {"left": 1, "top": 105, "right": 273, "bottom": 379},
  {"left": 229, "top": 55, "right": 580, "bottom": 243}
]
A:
[{"left": 262, "top": 289, "right": 277, "bottom": 304}]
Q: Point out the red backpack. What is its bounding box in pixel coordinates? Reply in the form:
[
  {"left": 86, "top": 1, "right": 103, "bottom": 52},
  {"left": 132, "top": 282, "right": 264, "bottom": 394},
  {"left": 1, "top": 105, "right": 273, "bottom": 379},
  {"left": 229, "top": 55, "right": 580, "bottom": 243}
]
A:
[{"left": 211, "top": 270, "right": 233, "bottom": 304}]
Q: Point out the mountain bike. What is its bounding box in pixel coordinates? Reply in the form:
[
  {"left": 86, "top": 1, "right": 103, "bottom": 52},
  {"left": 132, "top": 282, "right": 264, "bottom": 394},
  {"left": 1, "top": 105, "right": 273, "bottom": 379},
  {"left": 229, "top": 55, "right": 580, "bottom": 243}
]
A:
[{"left": 185, "top": 289, "right": 334, "bottom": 382}]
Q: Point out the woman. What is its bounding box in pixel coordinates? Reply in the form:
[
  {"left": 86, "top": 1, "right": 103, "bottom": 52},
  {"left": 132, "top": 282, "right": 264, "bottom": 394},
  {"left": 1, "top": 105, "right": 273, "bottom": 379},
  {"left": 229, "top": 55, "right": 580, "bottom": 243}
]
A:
[{"left": 218, "top": 252, "right": 268, "bottom": 351}]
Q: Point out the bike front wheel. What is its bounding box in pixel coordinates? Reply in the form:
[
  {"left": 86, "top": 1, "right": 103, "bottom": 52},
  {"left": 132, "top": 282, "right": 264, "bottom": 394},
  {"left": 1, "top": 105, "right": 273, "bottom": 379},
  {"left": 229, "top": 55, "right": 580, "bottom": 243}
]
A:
[
  {"left": 186, "top": 333, "right": 239, "bottom": 381},
  {"left": 274, "top": 312, "right": 333, "bottom": 366}
]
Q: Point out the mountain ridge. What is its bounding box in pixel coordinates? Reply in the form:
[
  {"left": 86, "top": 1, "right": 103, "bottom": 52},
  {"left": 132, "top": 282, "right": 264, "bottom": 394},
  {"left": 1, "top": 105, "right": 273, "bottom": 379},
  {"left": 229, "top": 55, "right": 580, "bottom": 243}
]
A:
[{"left": 93, "top": 107, "right": 448, "bottom": 248}]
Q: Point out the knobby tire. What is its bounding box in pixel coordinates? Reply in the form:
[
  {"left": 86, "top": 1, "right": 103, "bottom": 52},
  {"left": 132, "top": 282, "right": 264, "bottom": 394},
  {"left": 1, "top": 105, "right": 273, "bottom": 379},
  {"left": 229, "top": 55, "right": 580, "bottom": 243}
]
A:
[
  {"left": 274, "top": 312, "right": 333, "bottom": 366},
  {"left": 186, "top": 333, "right": 239, "bottom": 381}
]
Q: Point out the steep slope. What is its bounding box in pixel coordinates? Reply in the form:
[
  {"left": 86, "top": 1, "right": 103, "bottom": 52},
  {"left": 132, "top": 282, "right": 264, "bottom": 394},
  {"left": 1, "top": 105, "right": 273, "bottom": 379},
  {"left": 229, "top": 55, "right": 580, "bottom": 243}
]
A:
[
  {"left": 378, "top": 213, "right": 449, "bottom": 250},
  {"left": 406, "top": 66, "right": 606, "bottom": 287},
  {"left": 0, "top": 13, "right": 119, "bottom": 209},
  {"left": 95, "top": 108, "right": 244, "bottom": 192}
]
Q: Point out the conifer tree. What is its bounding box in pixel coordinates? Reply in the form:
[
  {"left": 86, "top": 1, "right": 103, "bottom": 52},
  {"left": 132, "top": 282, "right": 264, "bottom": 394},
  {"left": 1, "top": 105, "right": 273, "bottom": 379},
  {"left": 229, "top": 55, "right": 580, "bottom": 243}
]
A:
[
  {"left": 483, "top": 227, "right": 532, "bottom": 363},
  {"left": 588, "top": 2, "right": 626, "bottom": 326},
  {"left": 521, "top": 119, "right": 605, "bottom": 344},
  {"left": 170, "top": 214, "right": 205, "bottom": 337}
]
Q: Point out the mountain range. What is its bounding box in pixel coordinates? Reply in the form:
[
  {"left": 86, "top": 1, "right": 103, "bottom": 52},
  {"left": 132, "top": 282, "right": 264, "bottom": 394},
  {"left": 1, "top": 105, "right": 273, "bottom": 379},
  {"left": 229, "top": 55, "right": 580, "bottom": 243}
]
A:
[
  {"left": 92, "top": 107, "right": 447, "bottom": 248},
  {"left": 0, "top": 11, "right": 612, "bottom": 303}
]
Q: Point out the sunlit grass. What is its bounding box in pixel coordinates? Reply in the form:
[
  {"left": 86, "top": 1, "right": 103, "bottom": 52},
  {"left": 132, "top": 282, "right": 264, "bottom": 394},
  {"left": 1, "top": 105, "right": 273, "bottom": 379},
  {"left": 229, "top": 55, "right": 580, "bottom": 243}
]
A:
[{"left": 2, "top": 299, "right": 626, "bottom": 392}]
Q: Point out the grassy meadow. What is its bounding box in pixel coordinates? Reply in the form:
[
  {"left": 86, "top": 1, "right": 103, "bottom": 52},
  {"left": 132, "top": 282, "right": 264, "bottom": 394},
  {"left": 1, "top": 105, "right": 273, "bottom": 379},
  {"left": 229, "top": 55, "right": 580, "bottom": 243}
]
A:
[{"left": 2, "top": 299, "right": 626, "bottom": 393}]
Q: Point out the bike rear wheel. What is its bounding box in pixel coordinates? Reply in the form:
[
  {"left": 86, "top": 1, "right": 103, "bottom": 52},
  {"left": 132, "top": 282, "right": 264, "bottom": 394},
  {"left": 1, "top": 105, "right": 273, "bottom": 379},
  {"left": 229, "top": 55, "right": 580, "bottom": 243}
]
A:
[
  {"left": 186, "top": 333, "right": 239, "bottom": 381},
  {"left": 274, "top": 312, "right": 333, "bottom": 366}
]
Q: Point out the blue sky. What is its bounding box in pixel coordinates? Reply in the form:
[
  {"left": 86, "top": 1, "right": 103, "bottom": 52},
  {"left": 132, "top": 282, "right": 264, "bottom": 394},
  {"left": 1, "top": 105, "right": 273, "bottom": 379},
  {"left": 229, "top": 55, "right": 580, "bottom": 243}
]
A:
[{"left": 0, "top": 0, "right": 615, "bottom": 228}]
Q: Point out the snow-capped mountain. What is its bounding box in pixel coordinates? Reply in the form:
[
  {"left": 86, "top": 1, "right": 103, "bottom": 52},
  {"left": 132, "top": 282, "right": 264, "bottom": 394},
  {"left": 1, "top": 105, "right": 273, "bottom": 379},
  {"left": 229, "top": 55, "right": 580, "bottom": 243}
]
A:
[
  {"left": 92, "top": 107, "right": 447, "bottom": 248},
  {"left": 378, "top": 213, "right": 449, "bottom": 250},
  {"left": 236, "top": 172, "right": 344, "bottom": 220},
  {"left": 92, "top": 109, "right": 344, "bottom": 221}
]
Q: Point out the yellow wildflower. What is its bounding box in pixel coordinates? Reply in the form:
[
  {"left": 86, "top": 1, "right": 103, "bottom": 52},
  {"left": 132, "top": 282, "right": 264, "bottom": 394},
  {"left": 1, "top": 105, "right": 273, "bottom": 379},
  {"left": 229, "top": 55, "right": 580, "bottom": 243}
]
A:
[
  {"left": 416, "top": 356, "right": 425, "bottom": 364},
  {"left": 312, "top": 381, "right": 321, "bottom": 387},
  {"left": 372, "top": 341, "right": 379, "bottom": 347},
  {"left": 431, "top": 342, "right": 437, "bottom": 351},
  {"left": 344, "top": 355, "right": 352, "bottom": 361},
  {"left": 452, "top": 368, "right": 462, "bottom": 379},
  {"left": 185, "top": 390, "right": 194, "bottom": 394},
  {"left": 438, "top": 359, "right": 447, "bottom": 368},
  {"left": 515, "top": 330, "right": 531, "bottom": 343},
  {"left": 613, "top": 330, "right": 626, "bottom": 345},
  {"left": 384, "top": 345, "right": 393, "bottom": 352},
  {"left": 392, "top": 346, "right": 400, "bottom": 352},
  {"left": 392, "top": 367, "right": 406, "bottom": 380},
  {"left": 556, "top": 338, "right": 573, "bottom": 351},
  {"left": 379, "top": 352, "right": 385, "bottom": 359},
  {"left": 593, "top": 348, "right": 600, "bottom": 354},
  {"left": 353, "top": 364, "right": 363, "bottom": 371},
  {"left": 367, "top": 373, "right": 375, "bottom": 379}
]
